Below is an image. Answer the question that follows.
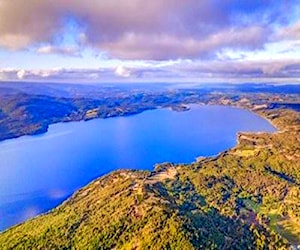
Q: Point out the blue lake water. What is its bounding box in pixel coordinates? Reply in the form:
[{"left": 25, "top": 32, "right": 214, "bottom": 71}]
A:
[{"left": 0, "top": 105, "right": 276, "bottom": 230}]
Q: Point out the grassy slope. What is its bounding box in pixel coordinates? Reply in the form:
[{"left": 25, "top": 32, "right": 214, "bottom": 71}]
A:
[{"left": 0, "top": 108, "right": 299, "bottom": 249}]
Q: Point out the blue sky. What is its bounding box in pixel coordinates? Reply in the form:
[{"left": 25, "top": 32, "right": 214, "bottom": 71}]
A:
[{"left": 0, "top": 0, "right": 300, "bottom": 83}]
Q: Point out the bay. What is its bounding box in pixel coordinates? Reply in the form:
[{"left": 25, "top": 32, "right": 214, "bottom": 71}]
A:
[{"left": 0, "top": 105, "right": 276, "bottom": 230}]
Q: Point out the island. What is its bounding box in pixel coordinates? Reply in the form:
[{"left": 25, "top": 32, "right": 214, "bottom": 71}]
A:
[{"left": 170, "top": 104, "right": 191, "bottom": 112}]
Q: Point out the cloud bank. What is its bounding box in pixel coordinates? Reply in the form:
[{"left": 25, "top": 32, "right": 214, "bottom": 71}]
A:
[
  {"left": 1, "top": 58, "right": 300, "bottom": 83},
  {"left": 0, "top": 0, "right": 299, "bottom": 60}
]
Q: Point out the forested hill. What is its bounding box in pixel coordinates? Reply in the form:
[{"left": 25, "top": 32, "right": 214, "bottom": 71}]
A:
[{"left": 0, "top": 106, "right": 299, "bottom": 249}]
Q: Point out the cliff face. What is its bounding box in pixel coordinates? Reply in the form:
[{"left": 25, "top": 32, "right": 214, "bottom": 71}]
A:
[{"left": 0, "top": 108, "right": 299, "bottom": 249}]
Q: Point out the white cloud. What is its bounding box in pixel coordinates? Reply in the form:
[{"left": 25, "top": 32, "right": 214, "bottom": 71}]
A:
[
  {"left": 0, "top": 72, "right": 5, "bottom": 80},
  {"left": 114, "top": 65, "right": 131, "bottom": 77},
  {"left": 36, "top": 45, "right": 81, "bottom": 56},
  {"left": 1, "top": 57, "right": 300, "bottom": 83},
  {"left": 17, "top": 69, "right": 26, "bottom": 79},
  {"left": 278, "top": 20, "right": 300, "bottom": 40},
  {"left": 0, "top": 34, "right": 32, "bottom": 50}
]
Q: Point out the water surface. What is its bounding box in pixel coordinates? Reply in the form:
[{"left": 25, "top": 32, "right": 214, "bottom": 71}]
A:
[{"left": 0, "top": 105, "right": 276, "bottom": 230}]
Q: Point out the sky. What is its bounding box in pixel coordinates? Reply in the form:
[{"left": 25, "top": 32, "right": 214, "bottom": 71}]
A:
[{"left": 0, "top": 0, "right": 300, "bottom": 84}]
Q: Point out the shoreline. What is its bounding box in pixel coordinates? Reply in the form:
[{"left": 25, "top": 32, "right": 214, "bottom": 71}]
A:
[
  {"left": 1, "top": 105, "right": 299, "bottom": 249},
  {"left": 0, "top": 102, "right": 277, "bottom": 144},
  {"left": 0, "top": 104, "right": 283, "bottom": 232}
]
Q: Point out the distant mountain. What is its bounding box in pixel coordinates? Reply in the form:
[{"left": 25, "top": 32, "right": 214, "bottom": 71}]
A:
[{"left": 0, "top": 82, "right": 299, "bottom": 141}]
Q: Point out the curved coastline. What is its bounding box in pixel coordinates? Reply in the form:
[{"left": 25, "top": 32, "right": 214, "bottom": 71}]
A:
[
  {"left": 0, "top": 102, "right": 276, "bottom": 143},
  {"left": 0, "top": 104, "right": 278, "bottom": 231},
  {"left": 0, "top": 105, "right": 299, "bottom": 248}
]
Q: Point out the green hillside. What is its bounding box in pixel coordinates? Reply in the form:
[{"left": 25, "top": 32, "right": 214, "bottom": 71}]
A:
[{"left": 0, "top": 108, "right": 299, "bottom": 249}]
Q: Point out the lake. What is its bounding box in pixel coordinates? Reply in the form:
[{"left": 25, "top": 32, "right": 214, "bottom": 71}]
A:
[{"left": 0, "top": 105, "right": 276, "bottom": 230}]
